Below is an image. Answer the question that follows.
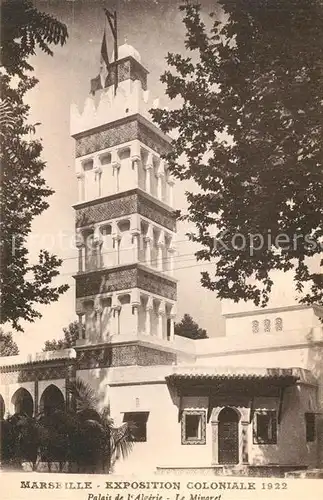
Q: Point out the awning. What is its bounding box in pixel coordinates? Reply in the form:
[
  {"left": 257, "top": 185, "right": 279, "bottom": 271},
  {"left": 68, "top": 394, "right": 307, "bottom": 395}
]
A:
[{"left": 165, "top": 366, "right": 302, "bottom": 396}]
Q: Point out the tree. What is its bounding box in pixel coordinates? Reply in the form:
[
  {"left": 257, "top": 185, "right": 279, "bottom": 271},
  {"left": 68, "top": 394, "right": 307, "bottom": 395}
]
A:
[
  {"left": 0, "top": 329, "right": 19, "bottom": 356},
  {"left": 43, "top": 320, "right": 81, "bottom": 351},
  {"left": 66, "top": 378, "right": 134, "bottom": 473},
  {"left": 175, "top": 313, "right": 208, "bottom": 339},
  {"left": 151, "top": 1, "right": 323, "bottom": 309},
  {"left": 0, "top": 0, "right": 69, "bottom": 332}
]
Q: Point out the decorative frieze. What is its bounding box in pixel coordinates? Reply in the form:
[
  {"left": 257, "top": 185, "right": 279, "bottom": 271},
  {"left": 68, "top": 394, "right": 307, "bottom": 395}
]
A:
[
  {"left": 75, "top": 115, "right": 171, "bottom": 158},
  {"left": 76, "top": 344, "right": 176, "bottom": 370},
  {"left": 75, "top": 189, "right": 176, "bottom": 231},
  {"left": 0, "top": 363, "right": 75, "bottom": 384},
  {"left": 137, "top": 268, "right": 177, "bottom": 301},
  {"left": 75, "top": 264, "right": 177, "bottom": 301}
]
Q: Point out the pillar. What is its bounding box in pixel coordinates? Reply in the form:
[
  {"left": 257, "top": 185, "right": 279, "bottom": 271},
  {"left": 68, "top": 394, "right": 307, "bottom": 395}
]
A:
[
  {"left": 144, "top": 223, "right": 153, "bottom": 266},
  {"left": 75, "top": 229, "right": 84, "bottom": 272},
  {"left": 77, "top": 313, "right": 84, "bottom": 340},
  {"left": 157, "top": 302, "right": 165, "bottom": 339},
  {"left": 93, "top": 225, "right": 103, "bottom": 269},
  {"left": 145, "top": 297, "right": 153, "bottom": 336},
  {"left": 157, "top": 231, "right": 165, "bottom": 272},
  {"left": 112, "top": 221, "right": 121, "bottom": 265},
  {"left": 211, "top": 420, "right": 219, "bottom": 465},
  {"left": 76, "top": 171, "right": 85, "bottom": 202},
  {"left": 93, "top": 162, "right": 102, "bottom": 198},
  {"left": 112, "top": 150, "right": 121, "bottom": 193},
  {"left": 157, "top": 160, "right": 165, "bottom": 200},
  {"left": 131, "top": 140, "right": 141, "bottom": 186},
  {"left": 241, "top": 420, "right": 249, "bottom": 465},
  {"left": 167, "top": 174, "right": 175, "bottom": 207},
  {"left": 145, "top": 152, "right": 153, "bottom": 194},
  {"left": 94, "top": 297, "right": 103, "bottom": 341}
]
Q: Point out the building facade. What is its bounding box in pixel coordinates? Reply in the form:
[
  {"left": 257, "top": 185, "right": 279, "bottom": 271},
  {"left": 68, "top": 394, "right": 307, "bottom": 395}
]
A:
[{"left": 0, "top": 44, "right": 322, "bottom": 476}]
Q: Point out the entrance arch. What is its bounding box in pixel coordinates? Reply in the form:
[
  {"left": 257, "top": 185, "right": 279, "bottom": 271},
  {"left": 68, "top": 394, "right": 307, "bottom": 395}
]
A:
[
  {"left": 11, "top": 388, "right": 34, "bottom": 416},
  {"left": 218, "top": 407, "right": 240, "bottom": 465},
  {"left": 40, "top": 385, "right": 65, "bottom": 416}
]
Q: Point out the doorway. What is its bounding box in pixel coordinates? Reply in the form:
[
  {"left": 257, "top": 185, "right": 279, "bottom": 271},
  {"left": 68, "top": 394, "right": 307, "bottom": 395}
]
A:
[{"left": 218, "top": 407, "right": 240, "bottom": 465}]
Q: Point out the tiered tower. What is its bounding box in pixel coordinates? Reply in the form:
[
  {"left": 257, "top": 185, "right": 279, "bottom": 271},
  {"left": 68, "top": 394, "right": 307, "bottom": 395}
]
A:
[{"left": 70, "top": 44, "right": 178, "bottom": 364}]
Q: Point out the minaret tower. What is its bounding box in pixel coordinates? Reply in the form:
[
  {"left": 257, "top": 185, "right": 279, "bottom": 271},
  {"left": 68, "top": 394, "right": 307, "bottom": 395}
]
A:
[{"left": 70, "top": 43, "right": 177, "bottom": 364}]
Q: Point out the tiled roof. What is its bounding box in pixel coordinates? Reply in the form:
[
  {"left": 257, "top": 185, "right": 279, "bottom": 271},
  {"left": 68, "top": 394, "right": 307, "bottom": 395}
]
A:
[
  {"left": 0, "top": 348, "right": 76, "bottom": 369},
  {"left": 165, "top": 366, "right": 301, "bottom": 383}
]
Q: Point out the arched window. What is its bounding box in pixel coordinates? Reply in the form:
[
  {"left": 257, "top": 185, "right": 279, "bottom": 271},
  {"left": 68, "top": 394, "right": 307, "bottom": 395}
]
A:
[
  {"left": 264, "top": 319, "right": 271, "bottom": 333},
  {"left": 275, "top": 317, "right": 283, "bottom": 331},
  {"left": 11, "top": 388, "right": 33, "bottom": 416},
  {"left": 252, "top": 320, "right": 259, "bottom": 334},
  {"left": 40, "top": 385, "right": 65, "bottom": 416}
]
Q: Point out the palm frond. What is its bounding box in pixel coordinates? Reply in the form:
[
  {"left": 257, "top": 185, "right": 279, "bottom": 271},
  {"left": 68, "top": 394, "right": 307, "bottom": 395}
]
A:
[{"left": 66, "top": 379, "right": 99, "bottom": 412}]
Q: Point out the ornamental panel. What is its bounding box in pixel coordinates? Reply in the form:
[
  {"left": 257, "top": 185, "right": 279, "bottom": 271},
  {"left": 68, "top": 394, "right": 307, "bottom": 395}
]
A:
[
  {"left": 138, "top": 196, "right": 176, "bottom": 232},
  {"left": 75, "top": 193, "right": 137, "bottom": 228},
  {"left": 75, "top": 266, "right": 138, "bottom": 298},
  {"left": 138, "top": 268, "right": 177, "bottom": 301},
  {"left": 75, "top": 117, "right": 170, "bottom": 158}
]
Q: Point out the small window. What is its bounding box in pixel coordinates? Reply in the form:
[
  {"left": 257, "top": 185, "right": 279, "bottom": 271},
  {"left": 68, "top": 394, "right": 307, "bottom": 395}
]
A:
[
  {"left": 253, "top": 411, "right": 277, "bottom": 444},
  {"left": 82, "top": 159, "right": 94, "bottom": 171},
  {"left": 264, "top": 319, "right": 271, "bottom": 333},
  {"left": 252, "top": 320, "right": 259, "bottom": 334},
  {"left": 123, "top": 411, "right": 149, "bottom": 442},
  {"left": 305, "top": 413, "right": 316, "bottom": 442},
  {"left": 275, "top": 317, "right": 283, "bottom": 331},
  {"left": 181, "top": 410, "right": 206, "bottom": 445},
  {"left": 100, "top": 153, "right": 111, "bottom": 165}
]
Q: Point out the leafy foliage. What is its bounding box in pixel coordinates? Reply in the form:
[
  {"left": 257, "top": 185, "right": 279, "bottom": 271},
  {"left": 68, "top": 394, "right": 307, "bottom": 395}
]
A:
[
  {"left": 0, "top": 328, "right": 19, "bottom": 356},
  {"left": 151, "top": 1, "right": 323, "bottom": 308},
  {"left": 0, "top": 0, "right": 69, "bottom": 331},
  {"left": 0, "top": 379, "right": 133, "bottom": 473},
  {"left": 43, "top": 321, "right": 82, "bottom": 351},
  {"left": 174, "top": 313, "right": 208, "bottom": 339}
]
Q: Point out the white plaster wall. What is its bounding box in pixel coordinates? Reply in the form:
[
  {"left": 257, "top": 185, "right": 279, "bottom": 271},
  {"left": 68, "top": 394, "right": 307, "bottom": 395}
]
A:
[{"left": 225, "top": 307, "right": 320, "bottom": 337}]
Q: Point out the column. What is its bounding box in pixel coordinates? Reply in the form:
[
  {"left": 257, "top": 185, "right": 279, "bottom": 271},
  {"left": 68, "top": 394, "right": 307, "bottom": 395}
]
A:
[
  {"left": 76, "top": 172, "right": 85, "bottom": 202},
  {"left": 145, "top": 152, "right": 153, "bottom": 194},
  {"left": 112, "top": 297, "right": 121, "bottom": 335},
  {"left": 241, "top": 420, "right": 249, "bottom": 465},
  {"left": 77, "top": 313, "right": 84, "bottom": 340},
  {"left": 75, "top": 229, "right": 84, "bottom": 272},
  {"left": 145, "top": 297, "right": 153, "bottom": 336},
  {"left": 94, "top": 297, "right": 103, "bottom": 341},
  {"left": 144, "top": 223, "right": 153, "bottom": 266},
  {"left": 93, "top": 225, "right": 103, "bottom": 269},
  {"left": 34, "top": 377, "right": 39, "bottom": 416},
  {"left": 131, "top": 214, "right": 140, "bottom": 262},
  {"left": 131, "top": 140, "right": 141, "bottom": 187},
  {"left": 211, "top": 420, "right": 219, "bottom": 465},
  {"left": 157, "top": 160, "right": 165, "bottom": 201},
  {"left": 111, "top": 149, "right": 121, "bottom": 193},
  {"left": 167, "top": 175, "right": 175, "bottom": 207},
  {"left": 157, "top": 301, "right": 165, "bottom": 339},
  {"left": 112, "top": 221, "right": 121, "bottom": 265},
  {"left": 157, "top": 231, "right": 165, "bottom": 272},
  {"left": 93, "top": 160, "right": 102, "bottom": 198}
]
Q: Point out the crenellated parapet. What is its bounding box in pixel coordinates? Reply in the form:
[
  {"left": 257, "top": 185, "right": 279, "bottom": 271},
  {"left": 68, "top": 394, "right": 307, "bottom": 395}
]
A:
[{"left": 70, "top": 56, "right": 161, "bottom": 137}]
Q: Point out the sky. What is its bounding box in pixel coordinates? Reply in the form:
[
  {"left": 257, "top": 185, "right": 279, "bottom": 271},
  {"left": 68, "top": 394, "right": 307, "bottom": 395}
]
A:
[{"left": 12, "top": 0, "right": 226, "bottom": 354}]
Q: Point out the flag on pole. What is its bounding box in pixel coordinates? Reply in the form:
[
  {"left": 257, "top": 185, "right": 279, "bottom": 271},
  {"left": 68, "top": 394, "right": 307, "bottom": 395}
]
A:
[{"left": 99, "top": 31, "right": 109, "bottom": 88}]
